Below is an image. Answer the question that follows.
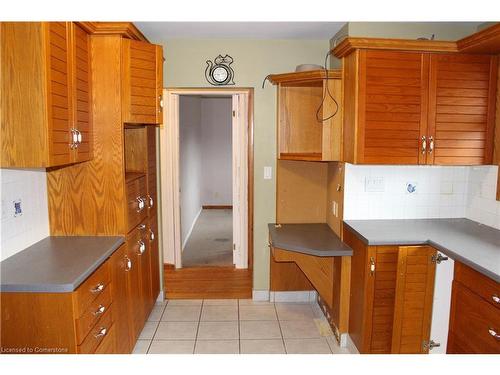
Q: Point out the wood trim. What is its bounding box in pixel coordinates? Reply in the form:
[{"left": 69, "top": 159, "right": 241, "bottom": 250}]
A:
[
  {"left": 486, "top": 56, "right": 498, "bottom": 164},
  {"left": 268, "top": 70, "right": 342, "bottom": 85},
  {"left": 457, "top": 23, "right": 500, "bottom": 54},
  {"left": 202, "top": 205, "right": 233, "bottom": 209},
  {"left": 332, "top": 37, "right": 458, "bottom": 58},
  {"left": 76, "top": 22, "right": 148, "bottom": 42}
]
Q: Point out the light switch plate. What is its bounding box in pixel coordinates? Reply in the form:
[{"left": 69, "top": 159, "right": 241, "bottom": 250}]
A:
[
  {"left": 365, "top": 176, "right": 385, "bottom": 192},
  {"left": 264, "top": 166, "right": 272, "bottom": 180}
]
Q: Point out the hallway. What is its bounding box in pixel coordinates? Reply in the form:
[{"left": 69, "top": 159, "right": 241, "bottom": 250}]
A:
[{"left": 182, "top": 209, "right": 233, "bottom": 267}]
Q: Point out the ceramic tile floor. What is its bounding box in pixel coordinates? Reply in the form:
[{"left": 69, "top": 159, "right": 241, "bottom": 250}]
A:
[{"left": 133, "top": 299, "right": 353, "bottom": 354}]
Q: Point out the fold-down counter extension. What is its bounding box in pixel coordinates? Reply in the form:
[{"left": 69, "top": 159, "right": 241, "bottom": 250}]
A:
[{"left": 268, "top": 223, "right": 353, "bottom": 340}]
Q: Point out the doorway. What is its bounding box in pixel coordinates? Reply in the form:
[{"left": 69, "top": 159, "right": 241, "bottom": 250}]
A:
[{"left": 159, "top": 88, "right": 253, "bottom": 299}]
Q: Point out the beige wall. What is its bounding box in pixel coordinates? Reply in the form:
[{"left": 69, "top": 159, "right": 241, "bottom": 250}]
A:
[{"left": 155, "top": 39, "right": 330, "bottom": 290}]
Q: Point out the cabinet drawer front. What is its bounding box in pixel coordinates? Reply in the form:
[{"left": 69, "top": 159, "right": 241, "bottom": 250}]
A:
[
  {"left": 454, "top": 261, "right": 500, "bottom": 310},
  {"left": 126, "top": 176, "right": 148, "bottom": 232},
  {"left": 75, "top": 286, "right": 112, "bottom": 344},
  {"left": 77, "top": 305, "right": 114, "bottom": 354},
  {"left": 449, "top": 281, "right": 500, "bottom": 353},
  {"left": 74, "top": 262, "right": 111, "bottom": 317},
  {"left": 94, "top": 324, "right": 116, "bottom": 354}
]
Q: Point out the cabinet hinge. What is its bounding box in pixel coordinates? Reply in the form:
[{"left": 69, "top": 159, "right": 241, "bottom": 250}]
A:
[
  {"left": 369, "top": 256, "right": 375, "bottom": 275},
  {"left": 232, "top": 110, "right": 236, "bottom": 117},
  {"left": 422, "top": 340, "right": 440, "bottom": 351},
  {"left": 431, "top": 253, "right": 449, "bottom": 264}
]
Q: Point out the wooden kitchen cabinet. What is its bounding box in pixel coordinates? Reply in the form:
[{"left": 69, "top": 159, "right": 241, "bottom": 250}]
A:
[
  {"left": 268, "top": 70, "right": 343, "bottom": 161},
  {"left": 122, "top": 39, "right": 164, "bottom": 125},
  {"left": 1, "top": 22, "right": 92, "bottom": 168},
  {"left": 343, "top": 228, "right": 437, "bottom": 353},
  {"left": 334, "top": 39, "right": 497, "bottom": 165},
  {"left": 447, "top": 261, "right": 500, "bottom": 353}
]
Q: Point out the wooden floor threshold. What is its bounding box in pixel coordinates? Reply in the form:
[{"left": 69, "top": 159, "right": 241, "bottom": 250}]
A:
[{"left": 164, "top": 264, "right": 252, "bottom": 299}]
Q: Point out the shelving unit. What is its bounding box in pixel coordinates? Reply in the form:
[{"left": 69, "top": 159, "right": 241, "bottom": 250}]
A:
[{"left": 268, "top": 70, "right": 343, "bottom": 162}]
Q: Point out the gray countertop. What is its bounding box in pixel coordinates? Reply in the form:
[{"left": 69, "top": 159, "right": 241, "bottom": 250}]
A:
[
  {"left": 344, "top": 218, "right": 500, "bottom": 282},
  {"left": 268, "top": 223, "right": 353, "bottom": 257},
  {"left": 1, "top": 236, "right": 125, "bottom": 293}
]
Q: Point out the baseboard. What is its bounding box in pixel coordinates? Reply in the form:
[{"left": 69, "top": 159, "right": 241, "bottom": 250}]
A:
[
  {"left": 252, "top": 290, "right": 270, "bottom": 301},
  {"left": 156, "top": 291, "right": 164, "bottom": 303},
  {"left": 181, "top": 207, "right": 202, "bottom": 251},
  {"left": 202, "top": 205, "right": 233, "bottom": 209},
  {"left": 269, "top": 290, "right": 317, "bottom": 303}
]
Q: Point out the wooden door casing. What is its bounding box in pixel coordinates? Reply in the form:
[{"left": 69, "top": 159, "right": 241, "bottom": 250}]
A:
[
  {"left": 427, "top": 53, "right": 498, "bottom": 165},
  {"left": 357, "top": 50, "right": 429, "bottom": 165}
]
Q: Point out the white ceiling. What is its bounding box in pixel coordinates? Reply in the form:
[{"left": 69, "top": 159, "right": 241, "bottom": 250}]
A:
[{"left": 135, "top": 22, "right": 346, "bottom": 41}]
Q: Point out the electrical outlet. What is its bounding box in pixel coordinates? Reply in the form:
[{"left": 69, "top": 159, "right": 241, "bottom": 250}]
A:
[{"left": 365, "top": 176, "right": 385, "bottom": 192}]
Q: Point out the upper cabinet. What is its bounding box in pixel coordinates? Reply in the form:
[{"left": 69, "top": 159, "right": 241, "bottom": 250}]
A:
[
  {"left": 269, "top": 70, "right": 343, "bottom": 161},
  {"left": 334, "top": 39, "right": 498, "bottom": 166},
  {"left": 122, "top": 39, "right": 164, "bottom": 125},
  {"left": 1, "top": 22, "right": 93, "bottom": 168}
]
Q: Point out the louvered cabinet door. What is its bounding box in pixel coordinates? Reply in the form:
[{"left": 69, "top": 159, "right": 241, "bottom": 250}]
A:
[
  {"left": 71, "top": 23, "right": 92, "bottom": 163},
  {"left": 365, "top": 246, "right": 399, "bottom": 353},
  {"left": 45, "top": 22, "right": 73, "bottom": 166},
  {"left": 427, "top": 54, "right": 498, "bottom": 165},
  {"left": 122, "top": 39, "right": 161, "bottom": 124},
  {"left": 391, "top": 246, "right": 436, "bottom": 354},
  {"left": 358, "top": 50, "right": 429, "bottom": 164}
]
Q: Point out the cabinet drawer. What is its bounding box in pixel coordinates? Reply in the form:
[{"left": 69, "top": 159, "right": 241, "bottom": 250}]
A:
[
  {"left": 74, "top": 261, "right": 111, "bottom": 317},
  {"left": 454, "top": 261, "right": 500, "bottom": 310},
  {"left": 94, "top": 324, "right": 116, "bottom": 354},
  {"left": 78, "top": 305, "right": 114, "bottom": 354},
  {"left": 126, "top": 175, "right": 147, "bottom": 232},
  {"left": 449, "top": 281, "right": 500, "bottom": 353},
  {"left": 75, "top": 286, "right": 112, "bottom": 344}
]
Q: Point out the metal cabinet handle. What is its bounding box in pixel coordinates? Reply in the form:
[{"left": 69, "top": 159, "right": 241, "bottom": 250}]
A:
[
  {"left": 492, "top": 294, "right": 500, "bottom": 304},
  {"left": 149, "top": 229, "right": 155, "bottom": 241},
  {"left": 148, "top": 195, "right": 154, "bottom": 208},
  {"left": 125, "top": 257, "right": 132, "bottom": 271},
  {"left": 136, "top": 197, "right": 145, "bottom": 212},
  {"left": 70, "top": 129, "right": 78, "bottom": 149},
  {"left": 94, "top": 327, "right": 107, "bottom": 339},
  {"left": 137, "top": 224, "right": 146, "bottom": 230},
  {"left": 92, "top": 305, "right": 106, "bottom": 316},
  {"left": 137, "top": 240, "right": 146, "bottom": 255},
  {"left": 369, "top": 257, "right": 375, "bottom": 275},
  {"left": 159, "top": 95, "right": 164, "bottom": 112},
  {"left": 488, "top": 328, "right": 500, "bottom": 340},
  {"left": 91, "top": 283, "right": 104, "bottom": 294},
  {"left": 429, "top": 136, "right": 434, "bottom": 154},
  {"left": 421, "top": 136, "right": 427, "bottom": 154}
]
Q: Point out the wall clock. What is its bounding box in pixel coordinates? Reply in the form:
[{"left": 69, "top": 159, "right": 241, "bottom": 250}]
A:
[{"left": 205, "top": 54, "right": 235, "bottom": 86}]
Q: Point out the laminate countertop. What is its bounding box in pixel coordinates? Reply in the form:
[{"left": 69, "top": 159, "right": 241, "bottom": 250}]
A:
[
  {"left": 0, "top": 236, "right": 125, "bottom": 293},
  {"left": 268, "top": 223, "right": 353, "bottom": 257},
  {"left": 344, "top": 218, "right": 500, "bottom": 282}
]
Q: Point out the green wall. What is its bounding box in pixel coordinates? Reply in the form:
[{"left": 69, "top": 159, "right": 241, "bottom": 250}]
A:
[{"left": 155, "top": 39, "right": 330, "bottom": 290}]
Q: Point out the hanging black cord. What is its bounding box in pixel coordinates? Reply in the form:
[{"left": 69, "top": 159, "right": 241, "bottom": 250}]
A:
[
  {"left": 261, "top": 74, "right": 271, "bottom": 89},
  {"left": 316, "top": 49, "right": 339, "bottom": 122}
]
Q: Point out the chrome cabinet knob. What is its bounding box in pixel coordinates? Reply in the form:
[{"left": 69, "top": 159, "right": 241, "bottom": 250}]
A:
[
  {"left": 125, "top": 257, "right": 132, "bottom": 271},
  {"left": 94, "top": 327, "right": 107, "bottom": 338},
  {"left": 137, "top": 240, "right": 146, "bottom": 255},
  {"left": 149, "top": 229, "right": 155, "bottom": 241},
  {"left": 91, "top": 283, "right": 104, "bottom": 294},
  {"left": 492, "top": 294, "right": 500, "bottom": 304},
  {"left": 148, "top": 195, "right": 154, "bottom": 208},
  {"left": 92, "top": 305, "right": 106, "bottom": 316},
  {"left": 488, "top": 328, "right": 500, "bottom": 340},
  {"left": 421, "top": 136, "right": 427, "bottom": 154},
  {"left": 429, "top": 136, "right": 434, "bottom": 154},
  {"left": 136, "top": 197, "right": 145, "bottom": 212},
  {"left": 137, "top": 224, "right": 146, "bottom": 230}
]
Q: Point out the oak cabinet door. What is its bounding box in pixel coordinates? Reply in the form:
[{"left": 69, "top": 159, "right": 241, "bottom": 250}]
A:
[
  {"left": 71, "top": 23, "right": 93, "bottom": 163},
  {"left": 122, "top": 39, "right": 163, "bottom": 125},
  {"left": 45, "top": 22, "right": 74, "bottom": 166},
  {"left": 427, "top": 53, "right": 498, "bottom": 165},
  {"left": 357, "top": 50, "right": 429, "bottom": 165}
]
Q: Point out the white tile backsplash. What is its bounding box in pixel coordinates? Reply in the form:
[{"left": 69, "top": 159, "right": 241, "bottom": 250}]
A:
[
  {"left": 345, "top": 163, "right": 500, "bottom": 230},
  {"left": 0, "top": 169, "right": 49, "bottom": 261},
  {"left": 344, "top": 164, "right": 468, "bottom": 220},
  {"left": 465, "top": 165, "right": 500, "bottom": 229}
]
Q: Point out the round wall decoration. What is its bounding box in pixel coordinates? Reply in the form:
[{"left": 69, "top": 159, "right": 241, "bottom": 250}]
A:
[{"left": 205, "top": 54, "right": 235, "bottom": 86}]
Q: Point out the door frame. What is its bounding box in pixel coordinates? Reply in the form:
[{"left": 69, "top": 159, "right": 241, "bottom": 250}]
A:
[{"left": 159, "top": 87, "right": 254, "bottom": 271}]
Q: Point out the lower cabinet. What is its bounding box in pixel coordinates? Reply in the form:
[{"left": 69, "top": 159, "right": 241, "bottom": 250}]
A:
[
  {"left": 447, "top": 262, "right": 500, "bottom": 354},
  {"left": 344, "top": 228, "right": 437, "bottom": 353}
]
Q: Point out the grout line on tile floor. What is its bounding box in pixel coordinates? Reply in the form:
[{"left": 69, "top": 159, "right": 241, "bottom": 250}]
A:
[
  {"left": 192, "top": 300, "right": 204, "bottom": 354},
  {"left": 274, "top": 303, "right": 287, "bottom": 354}
]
